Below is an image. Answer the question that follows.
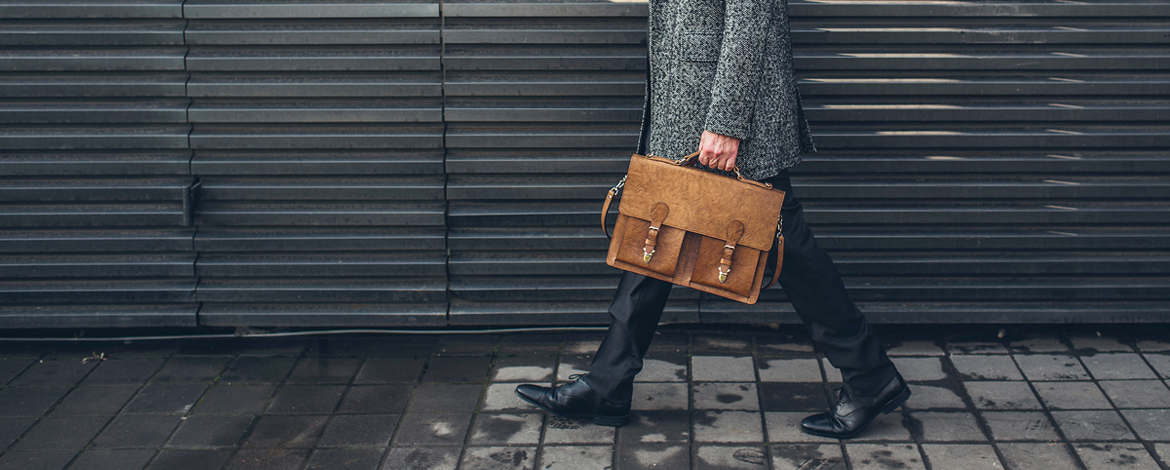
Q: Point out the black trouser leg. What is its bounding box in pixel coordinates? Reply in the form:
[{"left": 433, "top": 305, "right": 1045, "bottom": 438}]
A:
[
  {"left": 582, "top": 270, "right": 672, "bottom": 405},
  {"left": 766, "top": 171, "right": 896, "bottom": 395},
  {"left": 586, "top": 170, "right": 896, "bottom": 403}
]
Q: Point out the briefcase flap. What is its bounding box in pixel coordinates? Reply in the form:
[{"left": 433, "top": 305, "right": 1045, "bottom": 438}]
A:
[{"left": 618, "top": 154, "right": 785, "bottom": 251}]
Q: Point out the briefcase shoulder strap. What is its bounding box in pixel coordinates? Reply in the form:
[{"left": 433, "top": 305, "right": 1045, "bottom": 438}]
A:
[
  {"left": 764, "top": 235, "right": 783, "bottom": 290},
  {"left": 602, "top": 176, "right": 626, "bottom": 240},
  {"left": 762, "top": 214, "right": 785, "bottom": 290}
]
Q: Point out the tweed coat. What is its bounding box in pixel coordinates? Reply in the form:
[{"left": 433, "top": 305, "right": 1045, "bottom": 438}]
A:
[{"left": 636, "top": 0, "right": 815, "bottom": 181}]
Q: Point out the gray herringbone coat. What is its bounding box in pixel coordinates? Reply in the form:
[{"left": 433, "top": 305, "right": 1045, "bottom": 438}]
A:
[{"left": 636, "top": 0, "right": 815, "bottom": 181}]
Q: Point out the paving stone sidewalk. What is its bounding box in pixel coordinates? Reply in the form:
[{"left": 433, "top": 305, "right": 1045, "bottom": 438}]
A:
[{"left": 1, "top": 325, "right": 1169, "bottom": 470}]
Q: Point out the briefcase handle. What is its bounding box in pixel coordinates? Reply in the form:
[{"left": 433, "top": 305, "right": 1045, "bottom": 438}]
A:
[
  {"left": 648, "top": 152, "right": 774, "bottom": 190},
  {"left": 602, "top": 151, "right": 774, "bottom": 239}
]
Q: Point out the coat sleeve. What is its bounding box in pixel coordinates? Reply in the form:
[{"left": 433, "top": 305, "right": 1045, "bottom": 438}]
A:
[{"left": 703, "top": 0, "right": 768, "bottom": 140}]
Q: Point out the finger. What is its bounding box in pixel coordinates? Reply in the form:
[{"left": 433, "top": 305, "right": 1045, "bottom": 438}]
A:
[
  {"left": 699, "top": 149, "right": 715, "bottom": 167},
  {"left": 710, "top": 158, "right": 722, "bottom": 169},
  {"left": 706, "top": 152, "right": 721, "bottom": 168}
]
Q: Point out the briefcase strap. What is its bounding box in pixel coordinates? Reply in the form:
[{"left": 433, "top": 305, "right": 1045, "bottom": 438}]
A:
[
  {"left": 764, "top": 234, "right": 783, "bottom": 290},
  {"left": 602, "top": 175, "right": 626, "bottom": 240}
]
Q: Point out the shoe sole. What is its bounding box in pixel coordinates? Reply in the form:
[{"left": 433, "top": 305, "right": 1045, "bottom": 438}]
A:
[
  {"left": 513, "top": 389, "right": 630, "bottom": 427},
  {"left": 801, "top": 385, "right": 912, "bottom": 440}
]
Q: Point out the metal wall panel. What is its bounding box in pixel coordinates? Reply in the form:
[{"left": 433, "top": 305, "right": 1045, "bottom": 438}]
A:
[
  {"left": 445, "top": 0, "right": 1170, "bottom": 325},
  {"left": 185, "top": 0, "right": 448, "bottom": 326},
  {"left": 442, "top": 0, "right": 702, "bottom": 325},
  {"left": 713, "top": 1, "right": 1170, "bottom": 323},
  {"left": 0, "top": 1, "right": 197, "bottom": 328},
  {"left": 0, "top": 0, "right": 1165, "bottom": 328}
]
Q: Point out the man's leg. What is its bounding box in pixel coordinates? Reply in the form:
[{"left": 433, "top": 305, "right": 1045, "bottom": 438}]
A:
[
  {"left": 767, "top": 171, "right": 896, "bottom": 393},
  {"left": 582, "top": 271, "right": 673, "bottom": 405},
  {"left": 515, "top": 268, "right": 672, "bottom": 426},
  {"left": 766, "top": 171, "right": 908, "bottom": 439}
]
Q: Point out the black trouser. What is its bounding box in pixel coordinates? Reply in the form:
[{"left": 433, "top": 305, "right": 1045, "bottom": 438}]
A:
[{"left": 582, "top": 170, "right": 897, "bottom": 405}]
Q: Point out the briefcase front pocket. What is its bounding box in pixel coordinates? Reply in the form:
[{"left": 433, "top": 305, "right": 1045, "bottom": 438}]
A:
[
  {"left": 690, "top": 234, "right": 765, "bottom": 298},
  {"left": 612, "top": 206, "right": 686, "bottom": 278}
]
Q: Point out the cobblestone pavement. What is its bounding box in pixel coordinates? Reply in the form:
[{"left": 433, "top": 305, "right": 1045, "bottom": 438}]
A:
[{"left": 1, "top": 325, "right": 1169, "bottom": 470}]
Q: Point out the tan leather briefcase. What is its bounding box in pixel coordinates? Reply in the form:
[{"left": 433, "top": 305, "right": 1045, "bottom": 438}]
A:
[{"left": 602, "top": 152, "right": 785, "bottom": 304}]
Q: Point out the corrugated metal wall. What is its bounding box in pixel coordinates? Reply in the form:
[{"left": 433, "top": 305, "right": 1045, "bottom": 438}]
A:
[
  {"left": 0, "top": 0, "right": 1166, "bottom": 328},
  {"left": 184, "top": 1, "right": 449, "bottom": 327},
  {"left": 443, "top": 0, "right": 667, "bottom": 326},
  {"left": 719, "top": 1, "right": 1170, "bottom": 324},
  {"left": 0, "top": 1, "right": 197, "bottom": 327}
]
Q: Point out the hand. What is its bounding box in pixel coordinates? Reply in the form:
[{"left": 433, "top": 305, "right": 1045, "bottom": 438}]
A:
[{"left": 698, "top": 130, "right": 740, "bottom": 172}]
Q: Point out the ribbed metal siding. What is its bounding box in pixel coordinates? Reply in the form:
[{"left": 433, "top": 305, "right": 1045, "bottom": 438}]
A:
[
  {"left": 0, "top": 1, "right": 1166, "bottom": 328},
  {"left": 185, "top": 0, "right": 448, "bottom": 326},
  {"left": 444, "top": 0, "right": 1170, "bottom": 324},
  {"left": 0, "top": 1, "right": 197, "bottom": 327},
  {"left": 442, "top": 1, "right": 692, "bottom": 325},
  {"left": 713, "top": 1, "right": 1170, "bottom": 323}
]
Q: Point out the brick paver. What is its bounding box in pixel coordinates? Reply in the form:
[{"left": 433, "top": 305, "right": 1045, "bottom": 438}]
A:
[{"left": 1, "top": 326, "right": 1169, "bottom": 469}]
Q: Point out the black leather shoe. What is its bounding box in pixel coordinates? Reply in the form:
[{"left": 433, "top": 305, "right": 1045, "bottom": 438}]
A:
[
  {"left": 514, "top": 375, "right": 630, "bottom": 427},
  {"left": 800, "top": 373, "right": 910, "bottom": 439}
]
